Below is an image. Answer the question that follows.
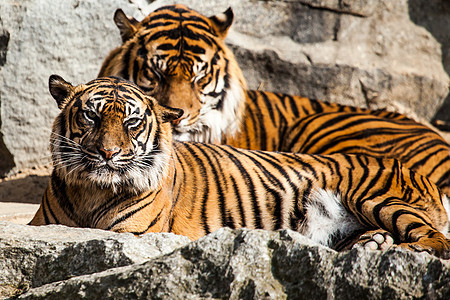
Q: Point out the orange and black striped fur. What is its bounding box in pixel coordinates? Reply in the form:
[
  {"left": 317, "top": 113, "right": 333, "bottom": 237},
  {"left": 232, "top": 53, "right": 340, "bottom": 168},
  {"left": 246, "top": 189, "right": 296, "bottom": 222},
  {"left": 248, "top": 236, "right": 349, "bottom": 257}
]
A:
[
  {"left": 30, "top": 76, "right": 450, "bottom": 257},
  {"left": 98, "top": 4, "right": 450, "bottom": 195}
]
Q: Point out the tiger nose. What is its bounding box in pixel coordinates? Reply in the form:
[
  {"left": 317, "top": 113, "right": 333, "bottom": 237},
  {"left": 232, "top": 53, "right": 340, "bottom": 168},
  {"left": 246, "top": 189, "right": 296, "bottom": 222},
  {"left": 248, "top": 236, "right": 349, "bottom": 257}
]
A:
[
  {"left": 171, "top": 114, "right": 188, "bottom": 126},
  {"left": 98, "top": 147, "right": 121, "bottom": 160}
]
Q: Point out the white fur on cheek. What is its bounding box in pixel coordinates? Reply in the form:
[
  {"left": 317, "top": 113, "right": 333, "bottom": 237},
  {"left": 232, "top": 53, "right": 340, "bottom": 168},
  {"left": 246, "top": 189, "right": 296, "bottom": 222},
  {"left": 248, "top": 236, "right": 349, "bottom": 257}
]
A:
[{"left": 172, "top": 80, "right": 244, "bottom": 143}]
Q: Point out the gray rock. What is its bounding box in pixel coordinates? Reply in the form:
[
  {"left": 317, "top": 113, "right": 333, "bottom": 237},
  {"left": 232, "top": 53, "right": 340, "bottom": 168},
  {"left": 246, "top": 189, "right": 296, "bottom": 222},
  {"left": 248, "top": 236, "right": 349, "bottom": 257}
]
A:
[
  {"left": 0, "top": 221, "right": 190, "bottom": 298},
  {"left": 409, "top": 0, "right": 450, "bottom": 127},
  {"left": 14, "top": 227, "right": 450, "bottom": 299},
  {"left": 0, "top": 0, "right": 449, "bottom": 176}
]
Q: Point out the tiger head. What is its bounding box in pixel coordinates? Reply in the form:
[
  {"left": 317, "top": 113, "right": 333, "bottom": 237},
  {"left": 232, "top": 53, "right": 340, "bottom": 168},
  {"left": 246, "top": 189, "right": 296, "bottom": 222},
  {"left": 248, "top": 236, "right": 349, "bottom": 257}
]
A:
[
  {"left": 98, "top": 4, "right": 247, "bottom": 143},
  {"left": 48, "top": 75, "right": 182, "bottom": 193}
]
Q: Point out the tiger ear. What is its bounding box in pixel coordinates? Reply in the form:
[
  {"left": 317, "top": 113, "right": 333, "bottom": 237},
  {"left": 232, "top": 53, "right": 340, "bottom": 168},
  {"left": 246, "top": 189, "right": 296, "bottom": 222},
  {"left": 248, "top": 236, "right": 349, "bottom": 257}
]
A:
[
  {"left": 114, "top": 9, "right": 139, "bottom": 43},
  {"left": 160, "top": 105, "right": 184, "bottom": 123},
  {"left": 49, "top": 75, "right": 75, "bottom": 109},
  {"left": 209, "top": 7, "right": 234, "bottom": 38}
]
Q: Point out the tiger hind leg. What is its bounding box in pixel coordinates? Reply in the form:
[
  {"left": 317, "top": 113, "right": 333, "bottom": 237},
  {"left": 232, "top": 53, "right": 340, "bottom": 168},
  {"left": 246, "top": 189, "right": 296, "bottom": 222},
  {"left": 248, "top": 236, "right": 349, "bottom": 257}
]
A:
[{"left": 351, "top": 195, "right": 450, "bottom": 258}]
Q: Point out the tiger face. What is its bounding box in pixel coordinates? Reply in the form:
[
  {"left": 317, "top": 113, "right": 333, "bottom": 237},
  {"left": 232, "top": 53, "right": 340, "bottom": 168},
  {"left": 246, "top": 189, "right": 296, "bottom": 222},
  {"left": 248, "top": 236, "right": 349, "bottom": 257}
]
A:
[
  {"left": 48, "top": 75, "right": 182, "bottom": 193},
  {"left": 99, "top": 4, "right": 247, "bottom": 143}
]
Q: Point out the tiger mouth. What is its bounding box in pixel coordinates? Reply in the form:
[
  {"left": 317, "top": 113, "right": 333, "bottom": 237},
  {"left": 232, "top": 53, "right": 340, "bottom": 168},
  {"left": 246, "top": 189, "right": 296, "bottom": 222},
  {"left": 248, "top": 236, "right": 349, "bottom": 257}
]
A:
[{"left": 79, "top": 158, "right": 126, "bottom": 176}]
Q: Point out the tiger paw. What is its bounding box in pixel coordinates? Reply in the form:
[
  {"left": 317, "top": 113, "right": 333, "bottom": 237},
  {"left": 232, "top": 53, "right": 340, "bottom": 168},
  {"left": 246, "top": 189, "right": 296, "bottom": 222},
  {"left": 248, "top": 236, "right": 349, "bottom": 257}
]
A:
[
  {"left": 352, "top": 229, "right": 395, "bottom": 251},
  {"left": 397, "top": 237, "right": 450, "bottom": 259}
]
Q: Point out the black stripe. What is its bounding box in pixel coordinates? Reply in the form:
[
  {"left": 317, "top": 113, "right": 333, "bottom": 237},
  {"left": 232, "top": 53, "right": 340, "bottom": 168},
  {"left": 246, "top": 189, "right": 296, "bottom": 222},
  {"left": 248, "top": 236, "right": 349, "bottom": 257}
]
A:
[
  {"left": 132, "top": 210, "right": 163, "bottom": 235},
  {"left": 182, "top": 143, "right": 212, "bottom": 234},
  {"left": 51, "top": 172, "right": 76, "bottom": 223},
  {"left": 351, "top": 156, "right": 372, "bottom": 216},
  {"left": 391, "top": 208, "right": 436, "bottom": 240},
  {"left": 288, "top": 166, "right": 312, "bottom": 224},
  {"left": 285, "top": 112, "right": 330, "bottom": 151},
  {"left": 42, "top": 193, "right": 51, "bottom": 224},
  {"left": 285, "top": 94, "right": 300, "bottom": 118},
  {"left": 259, "top": 92, "right": 276, "bottom": 125},
  {"left": 372, "top": 197, "right": 401, "bottom": 235},
  {"left": 105, "top": 194, "right": 157, "bottom": 231},
  {"left": 257, "top": 172, "right": 283, "bottom": 230},
  {"left": 91, "top": 191, "right": 142, "bottom": 227},
  {"left": 230, "top": 176, "right": 246, "bottom": 228},
  {"left": 219, "top": 145, "right": 263, "bottom": 228},
  {"left": 404, "top": 222, "right": 425, "bottom": 241},
  {"left": 436, "top": 168, "right": 450, "bottom": 187},
  {"left": 409, "top": 145, "right": 447, "bottom": 173},
  {"left": 195, "top": 144, "right": 228, "bottom": 228},
  {"left": 121, "top": 46, "right": 134, "bottom": 79},
  {"left": 278, "top": 153, "right": 318, "bottom": 176},
  {"left": 309, "top": 98, "right": 325, "bottom": 114},
  {"left": 44, "top": 191, "right": 60, "bottom": 224}
]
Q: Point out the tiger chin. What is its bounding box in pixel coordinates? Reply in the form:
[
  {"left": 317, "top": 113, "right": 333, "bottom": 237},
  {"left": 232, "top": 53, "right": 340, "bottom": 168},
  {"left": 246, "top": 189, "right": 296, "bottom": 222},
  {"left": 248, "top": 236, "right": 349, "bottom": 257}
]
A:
[{"left": 30, "top": 75, "right": 450, "bottom": 258}]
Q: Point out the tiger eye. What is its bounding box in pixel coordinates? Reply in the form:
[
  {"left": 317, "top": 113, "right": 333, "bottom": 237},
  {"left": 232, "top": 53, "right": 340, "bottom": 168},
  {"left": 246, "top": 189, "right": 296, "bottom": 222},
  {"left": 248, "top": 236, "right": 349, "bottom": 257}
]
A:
[
  {"left": 139, "top": 84, "right": 156, "bottom": 95},
  {"left": 83, "top": 110, "right": 97, "bottom": 121},
  {"left": 126, "top": 117, "right": 142, "bottom": 128}
]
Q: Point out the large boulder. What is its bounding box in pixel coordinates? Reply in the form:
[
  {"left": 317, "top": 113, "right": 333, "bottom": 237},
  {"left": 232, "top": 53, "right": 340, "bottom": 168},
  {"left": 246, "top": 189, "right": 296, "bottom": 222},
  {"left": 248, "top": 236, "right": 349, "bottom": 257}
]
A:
[
  {"left": 0, "top": 0, "right": 449, "bottom": 177},
  {"left": 1, "top": 222, "right": 448, "bottom": 299},
  {"left": 0, "top": 221, "right": 190, "bottom": 297}
]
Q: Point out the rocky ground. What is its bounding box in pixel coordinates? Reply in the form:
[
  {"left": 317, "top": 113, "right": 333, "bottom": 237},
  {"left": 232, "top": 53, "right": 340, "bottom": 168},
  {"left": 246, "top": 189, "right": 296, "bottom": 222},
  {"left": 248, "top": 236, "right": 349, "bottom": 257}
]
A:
[{"left": 1, "top": 223, "right": 449, "bottom": 299}]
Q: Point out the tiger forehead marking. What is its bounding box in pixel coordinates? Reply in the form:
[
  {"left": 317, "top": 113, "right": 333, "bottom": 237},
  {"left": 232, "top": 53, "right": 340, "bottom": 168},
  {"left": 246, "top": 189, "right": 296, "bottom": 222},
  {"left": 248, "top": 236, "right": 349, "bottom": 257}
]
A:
[
  {"left": 79, "top": 79, "right": 146, "bottom": 117},
  {"left": 133, "top": 5, "right": 217, "bottom": 78}
]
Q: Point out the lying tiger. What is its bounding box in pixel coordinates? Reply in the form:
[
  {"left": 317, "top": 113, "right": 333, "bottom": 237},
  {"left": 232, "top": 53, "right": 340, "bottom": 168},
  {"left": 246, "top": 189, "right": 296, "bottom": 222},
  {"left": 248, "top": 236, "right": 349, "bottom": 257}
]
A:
[
  {"left": 30, "top": 75, "right": 450, "bottom": 258},
  {"left": 99, "top": 4, "right": 450, "bottom": 195}
]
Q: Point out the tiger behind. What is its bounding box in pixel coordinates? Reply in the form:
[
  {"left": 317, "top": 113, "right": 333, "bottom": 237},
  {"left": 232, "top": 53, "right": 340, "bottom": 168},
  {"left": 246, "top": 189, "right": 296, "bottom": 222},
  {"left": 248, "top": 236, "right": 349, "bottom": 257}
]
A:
[
  {"left": 98, "top": 4, "right": 450, "bottom": 195},
  {"left": 30, "top": 75, "right": 450, "bottom": 258}
]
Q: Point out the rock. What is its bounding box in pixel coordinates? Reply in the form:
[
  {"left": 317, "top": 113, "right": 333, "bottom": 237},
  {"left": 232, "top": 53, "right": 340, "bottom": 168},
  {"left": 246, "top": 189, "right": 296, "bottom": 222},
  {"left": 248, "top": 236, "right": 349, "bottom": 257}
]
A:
[
  {"left": 0, "top": 203, "right": 39, "bottom": 224},
  {"left": 9, "top": 227, "right": 449, "bottom": 299},
  {"left": 408, "top": 0, "right": 450, "bottom": 128},
  {"left": 0, "top": 221, "right": 190, "bottom": 298},
  {"left": 0, "top": 0, "right": 449, "bottom": 176}
]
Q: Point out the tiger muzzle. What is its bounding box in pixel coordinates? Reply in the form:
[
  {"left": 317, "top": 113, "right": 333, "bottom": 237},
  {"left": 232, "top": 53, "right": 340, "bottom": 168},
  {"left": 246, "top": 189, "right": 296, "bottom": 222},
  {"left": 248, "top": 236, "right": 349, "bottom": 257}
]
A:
[{"left": 98, "top": 146, "right": 121, "bottom": 160}]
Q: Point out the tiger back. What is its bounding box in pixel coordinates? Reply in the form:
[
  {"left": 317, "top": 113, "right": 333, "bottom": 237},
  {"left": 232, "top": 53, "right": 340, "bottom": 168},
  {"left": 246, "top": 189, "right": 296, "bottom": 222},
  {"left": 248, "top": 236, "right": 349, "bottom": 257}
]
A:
[
  {"left": 30, "top": 75, "right": 450, "bottom": 258},
  {"left": 98, "top": 5, "right": 450, "bottom": 196}
]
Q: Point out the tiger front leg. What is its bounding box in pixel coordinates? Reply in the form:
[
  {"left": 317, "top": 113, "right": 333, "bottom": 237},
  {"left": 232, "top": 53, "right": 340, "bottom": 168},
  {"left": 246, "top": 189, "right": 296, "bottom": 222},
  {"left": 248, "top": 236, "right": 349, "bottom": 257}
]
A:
[{"left": 352, "top": 196, "right": 450, "bottom": 258}]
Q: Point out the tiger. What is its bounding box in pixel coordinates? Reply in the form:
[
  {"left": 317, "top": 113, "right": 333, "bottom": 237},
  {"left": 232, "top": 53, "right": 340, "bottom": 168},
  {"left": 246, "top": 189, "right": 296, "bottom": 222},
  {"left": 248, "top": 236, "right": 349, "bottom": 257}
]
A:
[
  {"left": 30, "top": 75, "right": 450, "bottom": 258},
  {"left": 98, "top": 4, "right": 450, "bottom": 196}
]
